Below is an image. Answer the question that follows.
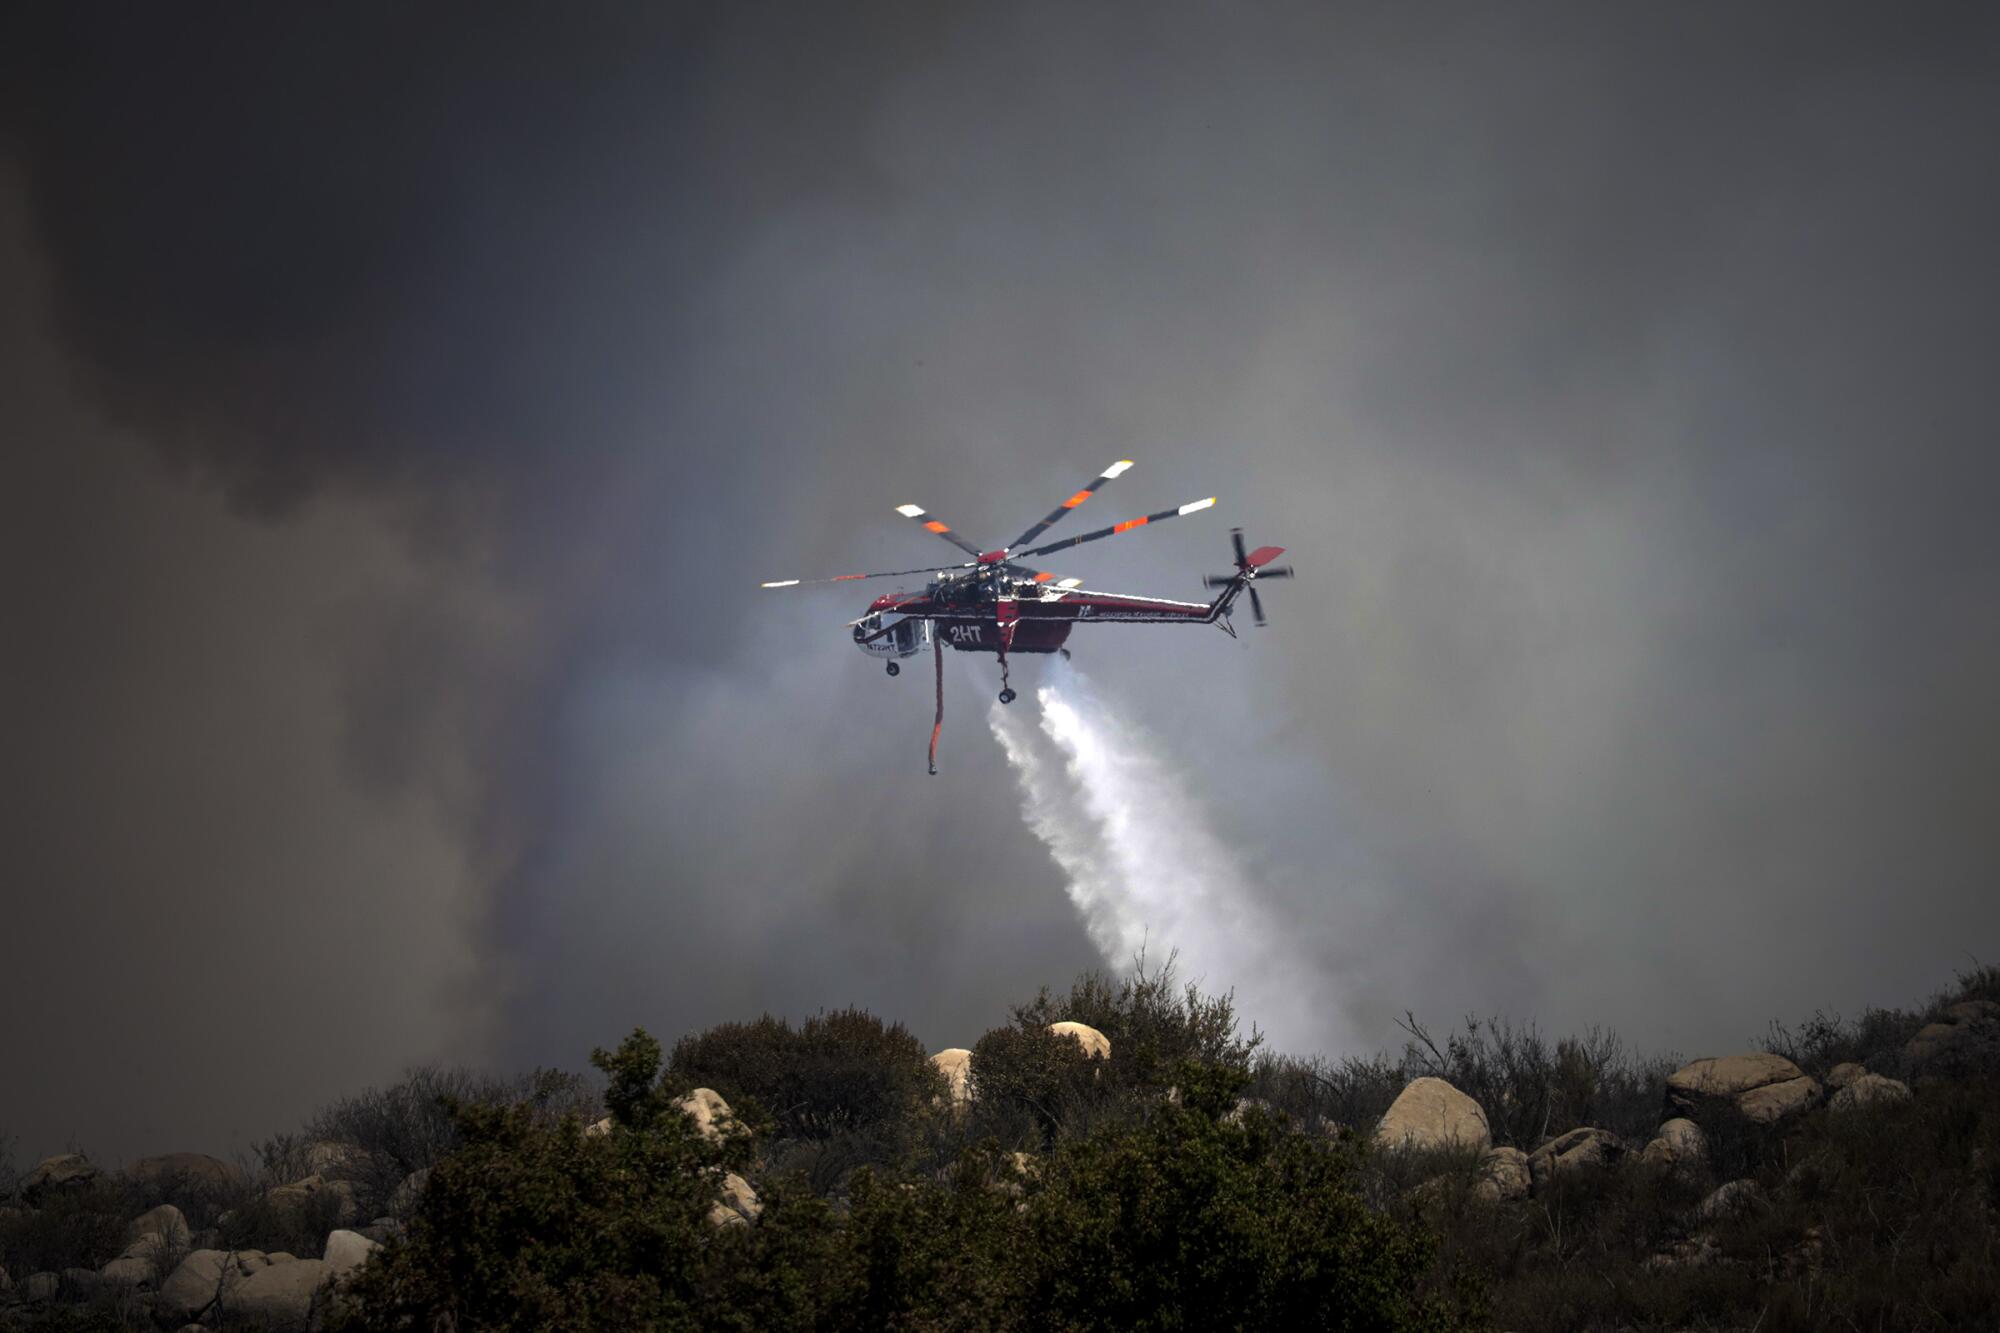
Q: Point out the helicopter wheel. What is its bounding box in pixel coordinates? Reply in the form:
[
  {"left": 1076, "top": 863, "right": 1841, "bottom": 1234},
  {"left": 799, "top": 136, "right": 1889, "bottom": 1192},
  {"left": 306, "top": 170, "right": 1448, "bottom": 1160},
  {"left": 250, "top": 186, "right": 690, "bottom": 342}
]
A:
[
  {"left": 886, "top": 661, "right": 900, "bottom": 677},
  {"left": 998, "top": 688, "right": 1017, "bottom": 705}
]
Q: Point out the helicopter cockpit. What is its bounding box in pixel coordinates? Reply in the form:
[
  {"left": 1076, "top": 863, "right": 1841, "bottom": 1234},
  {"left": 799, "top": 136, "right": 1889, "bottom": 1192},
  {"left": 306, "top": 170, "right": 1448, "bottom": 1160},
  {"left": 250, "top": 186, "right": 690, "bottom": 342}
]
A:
[{"left": 853, "top": 612, "right": 934, "bottom": 675}]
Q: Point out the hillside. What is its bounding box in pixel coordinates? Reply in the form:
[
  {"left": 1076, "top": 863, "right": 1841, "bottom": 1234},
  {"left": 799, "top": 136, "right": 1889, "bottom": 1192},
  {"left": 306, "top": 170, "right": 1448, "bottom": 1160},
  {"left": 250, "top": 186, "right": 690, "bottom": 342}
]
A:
[{"left": 4, "top": 962, "right": 1995, "bottom": 1331}]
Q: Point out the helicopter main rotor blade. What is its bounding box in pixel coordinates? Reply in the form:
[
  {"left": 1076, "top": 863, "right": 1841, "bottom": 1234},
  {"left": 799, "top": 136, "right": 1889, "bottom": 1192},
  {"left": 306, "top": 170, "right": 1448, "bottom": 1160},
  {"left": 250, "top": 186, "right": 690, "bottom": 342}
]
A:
[
  {"left": 1004, "top": 459, "right": 1135, "bottom": 553},
  {"left": 1014, "top": 496, "right": 1216, "bottom": 560},
  {"left": 895, "top": 503, "right": 987, "bottom": 559},
  {"left": 1231, "top": 527, "right": 1248, "bottom": 567},
  {"left": 760, "top": 561, "right": 973, "bottom": 589},
  {"left": 1248, "top": 585, "right": 1267, "bottom": 626}
]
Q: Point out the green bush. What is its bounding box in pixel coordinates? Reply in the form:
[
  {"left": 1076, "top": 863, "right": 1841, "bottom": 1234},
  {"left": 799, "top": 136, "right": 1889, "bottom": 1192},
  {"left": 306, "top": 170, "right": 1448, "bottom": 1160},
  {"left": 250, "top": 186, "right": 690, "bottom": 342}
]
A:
[
  {"left": 968, "top": 1021, "right": 1099, "bottom": 1142},
  {"left": 1021, "top": 1062, "right": 1473, "bottom": 1330},
  {"left": 331, "top": 1030, "right": 755, "bottom": 1332},
  {"left": 0, "top": 1180, "right": 128, "bottom": 1278},
  {"left": 1008, "top": 954, "right": 1258, "bottom": 1097},
  {"left": 335, "top": 1031, "right": 1471, "bottom": 1332},
  {"left": 668, "top": 1007, "right": 942, "bottom": 1142}
]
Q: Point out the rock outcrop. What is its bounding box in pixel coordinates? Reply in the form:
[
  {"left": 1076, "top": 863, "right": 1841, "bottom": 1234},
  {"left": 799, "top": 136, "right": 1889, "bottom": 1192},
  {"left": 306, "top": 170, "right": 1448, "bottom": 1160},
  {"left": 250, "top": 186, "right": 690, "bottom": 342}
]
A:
[
  {"left": 1828, "top": 1071, "right": 1912, "bottom": 1112},
  {"left": 130, "top": 1152, "right": 242, "bottom": 1194},
  {"left": 21, "top": 1153, "right": 100, "bottom": 1205},
  {"left": 1824, "top": 1062, "right": 1866, "bottom": 1090},
  {"left": 219, "top": 1257, "right": 331, "bottom": 1326},
  {"left": 1666, "top": 1053, "right": 1821, "bottom": 1124},
  {"left": 265, "top": 1174, "right": 362, "bottom": 1227},
  {"left": 387, "top": 1167, "right": 430, "bottom": 1218},
  {"left": 1473, "top": 1146, "right": 1530, "bottom": 1202},
  {"left": 1528, "top": 1127, "right": 1622, "bottom": 1188},
  {"left": 677, "top": 1087, "right": 738, "bottom": 1144},
  {"left": 1049, "top": 1021, "right": 1111, "bottom": 1061},
  {"left": 706, "top": 1172, "right": 762, "bottom": 1227},
  {"left": 1374, "top": 1078, "right": 1491, "bottom": 1152},
  {"left": 1904, "top": 1000, "right": 2000, "bottom": 1073},
  {"left": 932, "top": 1048, "right": 973, "bottom": 1106},
  {"left": 1640, "top": 1117, "right": 1707, "bottom": 1173},
  {"left": 157, "top": 1250, "right": 245, "bottom": 1323},
  {"left": 323, "top": 1228, "right": 382, "bottom": 1279}
]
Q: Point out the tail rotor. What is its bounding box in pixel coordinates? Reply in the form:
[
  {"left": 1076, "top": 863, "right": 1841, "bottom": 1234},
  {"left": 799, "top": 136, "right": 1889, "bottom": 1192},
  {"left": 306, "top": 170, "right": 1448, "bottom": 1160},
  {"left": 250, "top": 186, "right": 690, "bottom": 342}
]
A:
[{"left": 1204, "top": 528, "right": 1292, "bottom": 627}]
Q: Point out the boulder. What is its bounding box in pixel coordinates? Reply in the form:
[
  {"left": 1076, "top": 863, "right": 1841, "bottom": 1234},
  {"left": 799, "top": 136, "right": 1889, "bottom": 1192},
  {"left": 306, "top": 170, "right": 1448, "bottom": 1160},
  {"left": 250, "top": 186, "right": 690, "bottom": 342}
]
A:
[
  {"left": 1824, "top": 1062, "right": 1867, "bottom": 1090},
  {"left": 706, "top": 1172, "right": 762, "bottom": 1227},
  {"left": 234, "top": 1249, "right": 272, "bottom": 1274},
  {"left": 1666, "top": 1054, "right": 1821, "bottom": 1124},
  {"left": 676, "top": 1088, "right": 737, "bottom": 1144},
  {"left": 1905, "top": 1000, "right": 2000, "bottom": 1072},
  {"left": 387, "top": 1167, "right": 429, "bottom": 1218},
  {"left": 931, "top": 1049, "right": 973, "bottom": 1106},
  {"left": 24, "top": 1271, "right": 60, "bottom": 1302},
  {"left": 219, "top": 1257, "right": 331, "bottom": 1327},
  {"left": 305, "top": 1140, "right": 372, "bottom": 1180},
  {"left": 1528, "top": 1127, "right": 1623, "bottom": 1189},
  {"left": 124, "top": 1202, "right": 192, "bottom": 1258},
  {"left": 1641, "top": 1117, "right": 1708, "bottom": 1173},
  {"left": 22, "top": 1153, "right": 100, "bottom": 1204},
  {"left": 1473, "top": 1146, "right": 1530, "bottom": 1202},
  {"left": 1374, "top": 1077, "right": 1491, "bottom": 1152},
  {"left": 584, "top": 1116, "right": 614, "bottom": 1137},
  {"left": 99, "top": 1254, "right": 157, "bottom": 1288},
  {"left": 268, "top": 1251, "right": 299, "bottom": 1263},
  {"left": 265, "top": 1174, "right": 362, "bottom": 1227},
  {"left": 1737, "top": 1076, "right": 1822, "bottom": 1123},
  {"left": 322, "top": 1229, "right": 381, "bottom": 1279},
  {"left": 1049, "top": 1021, "right": 1111, "bottom": 1061},
  {"left": 1829, "top": 1072, "right": 1912, "bottom": 1112},
  {"left": 61, "top": 1266, "right": 102, "bottom": 1295},
  {"left": 157, "top": 1250, "right": 244, "bottom": 1323},
  {"left": 1696, "top": 1177, "right": 1765, "bottom": 1221},
  {"left": 1947, "top": 999, "right": 2000, "bottom": 1024},
  {"left": 129, "top": 1152, "right": 242, "bottom": 1195}
]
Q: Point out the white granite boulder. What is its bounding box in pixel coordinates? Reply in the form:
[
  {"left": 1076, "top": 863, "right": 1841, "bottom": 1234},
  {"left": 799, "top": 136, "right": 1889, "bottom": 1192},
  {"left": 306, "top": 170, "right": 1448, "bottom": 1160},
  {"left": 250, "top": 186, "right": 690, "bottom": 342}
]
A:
[
  {"left": 1641, "top": 1117, "right": 1708, "bottom": 1173},
  {"left": 1528, "top": 1127, "right": 1623, "bottom": 1188},
  {"left": 322, "top": 1228, "right": 382, "bottom": 1279},
  {"left": 677, "top": 1088, "right": 739, "bottom": 1144},
  {"left": 1473, "top": 1146, "right": 1531, "bottom": 1202},
  {"left": 932, "top": 1049, "right": 973, "bottom": 1106},
  {"left": 1666, "top": 1053, "right": 1821, "bottom": 1124},
  {"left": 706, "top": 1171, "right": 762, "bottom": 1227},
  {"left": 1049, "top": 1021, "right": 1111, "bottom": 1061},
  {"left": 22, "top": 1153, "right": 100, "bottom": 1204},
  {"left": 1374, "top": 1078, "right": 1492, "bottom": 1152},
  {"left": 1828, "top": 1072, "right": 1912, "bottom": 1112},
  {"left": 219, "top": 1256, "right": 332, "bottom": 1326},
  {"left": 1824, "top": 1062, "right": 1867, "bottom": 1090},
  {"left": 157, "top": 1249, "right": 246, "bottom": 1323}
]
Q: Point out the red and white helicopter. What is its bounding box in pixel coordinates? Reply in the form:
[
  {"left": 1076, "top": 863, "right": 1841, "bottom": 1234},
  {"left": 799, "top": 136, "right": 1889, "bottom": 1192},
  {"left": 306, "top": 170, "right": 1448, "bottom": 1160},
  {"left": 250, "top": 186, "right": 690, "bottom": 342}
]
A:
[{"left": 761, "top": 461, "right": 1291, "bottom": 773}]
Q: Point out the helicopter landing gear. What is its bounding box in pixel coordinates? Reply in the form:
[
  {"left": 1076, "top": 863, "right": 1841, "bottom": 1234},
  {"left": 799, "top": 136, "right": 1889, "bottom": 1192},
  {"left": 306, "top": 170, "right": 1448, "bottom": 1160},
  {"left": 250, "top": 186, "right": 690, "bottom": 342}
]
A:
[
  {"left": 998, "top": 688, "right": 1017, "bottom": 705},
  {"left": 886, "top": 661, "right": 900, "bottom": 677}
]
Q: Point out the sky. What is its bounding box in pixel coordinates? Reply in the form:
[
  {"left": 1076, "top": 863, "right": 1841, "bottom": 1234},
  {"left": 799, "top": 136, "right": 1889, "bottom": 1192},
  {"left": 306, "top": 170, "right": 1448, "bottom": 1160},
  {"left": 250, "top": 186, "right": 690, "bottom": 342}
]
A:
[{"left": 3, "top": 3, "right": 1997, "bottom": 1165}]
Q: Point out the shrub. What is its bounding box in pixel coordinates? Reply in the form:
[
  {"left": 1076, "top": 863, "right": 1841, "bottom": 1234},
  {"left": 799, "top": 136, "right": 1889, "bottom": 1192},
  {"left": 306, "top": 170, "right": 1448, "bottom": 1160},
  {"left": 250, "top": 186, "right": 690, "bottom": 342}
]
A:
[
  {"left": 668, "top": 1007, "right": 942, "bottom": 1143},
  {"left": 1020, "top": 1061, "right": 1474, "bottom": 1330},
  {"left": 1391, "top": 1011, "right": 1671, "bottom": 1147},
  {"left": 331, "top": 1030, "right": 754, "bottom": 1332},
  {"left": 1007, "top": 953, "right": 1259, "bottom": 1097},
  {"left": 968, "top": 1021, "right": 1099, "bottom": 1142},
  {"left": 283, "top": 1063, "right": 600, "bottom": 1216},
  {"left": 0, "top": 1179, "right": 127, "bottom": 1277}
]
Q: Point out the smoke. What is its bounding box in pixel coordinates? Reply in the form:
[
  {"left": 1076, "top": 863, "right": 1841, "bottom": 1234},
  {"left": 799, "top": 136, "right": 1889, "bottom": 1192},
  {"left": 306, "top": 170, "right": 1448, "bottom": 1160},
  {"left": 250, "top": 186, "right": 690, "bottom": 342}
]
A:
[{"left": 990, "top": 664, "right": 1351, "bottom": 1053}]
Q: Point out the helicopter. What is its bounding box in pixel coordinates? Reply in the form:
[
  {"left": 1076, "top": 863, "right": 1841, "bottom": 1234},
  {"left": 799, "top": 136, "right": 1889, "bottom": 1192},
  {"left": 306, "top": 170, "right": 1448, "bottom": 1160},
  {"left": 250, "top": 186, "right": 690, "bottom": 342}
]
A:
[{"left": 760, "top": 460, "right": 1290, "bottom": 773}]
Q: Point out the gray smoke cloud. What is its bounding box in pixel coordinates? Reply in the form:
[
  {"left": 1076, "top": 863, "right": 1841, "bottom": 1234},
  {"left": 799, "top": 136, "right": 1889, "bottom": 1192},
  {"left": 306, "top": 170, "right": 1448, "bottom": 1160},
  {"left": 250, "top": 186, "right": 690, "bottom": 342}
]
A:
[{"left": 3, "top": 2, "right": 1998, "bottom": 1163}]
